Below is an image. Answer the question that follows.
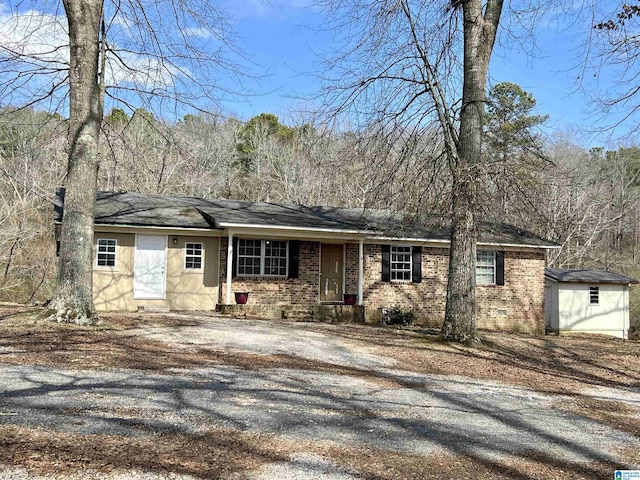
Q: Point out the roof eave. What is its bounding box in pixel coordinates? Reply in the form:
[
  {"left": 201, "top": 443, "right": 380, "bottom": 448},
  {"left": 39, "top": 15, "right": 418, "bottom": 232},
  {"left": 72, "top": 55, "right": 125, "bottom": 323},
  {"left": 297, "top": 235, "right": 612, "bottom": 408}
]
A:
[
  {"left": 370, "top": 235, "right": 557, "bottom": 249},
  {"left": 544, "top": 275, "right": 639, "bottom": 285},
  {"left": 95, "top": 222, "right": 219, "bottom": 231},
  {"left": 218, "top": 222, "right": 371, "bottom": 235}
]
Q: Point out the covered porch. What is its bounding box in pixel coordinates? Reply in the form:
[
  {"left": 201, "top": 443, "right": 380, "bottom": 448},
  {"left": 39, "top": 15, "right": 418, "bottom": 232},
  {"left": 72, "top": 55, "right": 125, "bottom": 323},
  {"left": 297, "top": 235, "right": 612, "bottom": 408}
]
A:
[{"left": 218, "top": 228, "right": 368, "bottom": 320}]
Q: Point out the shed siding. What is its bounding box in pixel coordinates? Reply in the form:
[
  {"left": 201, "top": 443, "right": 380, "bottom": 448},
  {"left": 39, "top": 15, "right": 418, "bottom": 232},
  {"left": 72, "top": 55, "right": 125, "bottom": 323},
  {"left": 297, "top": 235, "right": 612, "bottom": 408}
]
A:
[{"left": 557, "top": 283, "right": 629, "bottom": 339}]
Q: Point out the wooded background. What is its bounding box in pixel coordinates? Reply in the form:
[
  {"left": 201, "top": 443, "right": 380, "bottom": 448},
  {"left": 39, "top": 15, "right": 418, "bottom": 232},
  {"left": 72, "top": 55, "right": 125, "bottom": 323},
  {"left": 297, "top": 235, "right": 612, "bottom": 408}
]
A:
[{"left": 1, "top": 95, "right": 638, "bottom": 329}]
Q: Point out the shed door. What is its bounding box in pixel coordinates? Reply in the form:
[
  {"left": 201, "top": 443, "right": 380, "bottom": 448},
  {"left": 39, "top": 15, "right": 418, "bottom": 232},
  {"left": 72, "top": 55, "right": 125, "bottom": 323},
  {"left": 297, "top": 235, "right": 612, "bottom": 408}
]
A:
[
  {"left": 544, "top": 285, "right": 552, "bottom": 327},
  {"left": 134, "top": 235, "right": 167, "bottom": 299},
  {"left": 320, "top": 244, "right": 343, "bottom": 302}
]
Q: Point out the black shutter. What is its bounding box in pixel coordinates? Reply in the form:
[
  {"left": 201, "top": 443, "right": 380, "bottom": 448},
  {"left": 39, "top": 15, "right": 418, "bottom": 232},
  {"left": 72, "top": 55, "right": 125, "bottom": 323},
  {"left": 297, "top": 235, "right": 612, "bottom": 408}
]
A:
[
  {"left": 232, "top": 237, "right": 239, "bottom": 279},
  {"left": 381, "top": 245, "right": 390, "bottom": 282},
  {"left": 288, "top": 240, "right": 300, "bottom": 279},
  {"left": 412, "top": 246, "right": 422, "bottom": 283},
  {"left": 496, "top": 250, "right": 505, "bottom": 286}
]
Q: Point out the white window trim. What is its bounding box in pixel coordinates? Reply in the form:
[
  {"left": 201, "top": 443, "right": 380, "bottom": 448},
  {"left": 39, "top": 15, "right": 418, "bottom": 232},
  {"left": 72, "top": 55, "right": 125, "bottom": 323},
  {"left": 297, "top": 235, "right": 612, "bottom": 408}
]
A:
[
  {"left": 390, "top": 245, "right": 412, "bottom": 282},
  {"left": 476, "top": 250, "right": 496, "bottom": 285},
  {"left": 96, "top": 238, "right": 117, "bottom": 268},
  {"left": 184, "top": 242, "right": 204, "bottom": 271},
  {"left": 237, "top": 239, "right": 288, "bottom": 278},
  {"left": 589, "top": 285, "right": 599, "bottom": 305}
]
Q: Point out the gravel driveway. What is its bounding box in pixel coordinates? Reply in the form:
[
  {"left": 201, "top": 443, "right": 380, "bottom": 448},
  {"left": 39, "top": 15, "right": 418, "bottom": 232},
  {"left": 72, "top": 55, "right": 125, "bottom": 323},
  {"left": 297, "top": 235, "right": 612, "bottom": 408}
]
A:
[{"left": 0, "top": 313, "right": 637, "bottom": 479}]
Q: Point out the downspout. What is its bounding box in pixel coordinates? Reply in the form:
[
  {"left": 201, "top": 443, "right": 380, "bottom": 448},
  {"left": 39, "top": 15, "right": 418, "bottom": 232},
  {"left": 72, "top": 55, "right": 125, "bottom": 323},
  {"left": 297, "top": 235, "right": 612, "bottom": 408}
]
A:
[
  {"left": 226, "top": 230, "right": 234, "bottom": 304},
  {"left": 358, "top": 239, "right": 364, "bottom": 306}
]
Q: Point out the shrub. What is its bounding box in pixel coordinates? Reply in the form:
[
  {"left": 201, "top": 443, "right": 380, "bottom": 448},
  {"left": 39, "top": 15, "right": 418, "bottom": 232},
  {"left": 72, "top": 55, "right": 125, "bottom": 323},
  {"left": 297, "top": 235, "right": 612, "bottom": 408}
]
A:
[{"left": 382, "top": 307, "right": 416, "bottom": 326}]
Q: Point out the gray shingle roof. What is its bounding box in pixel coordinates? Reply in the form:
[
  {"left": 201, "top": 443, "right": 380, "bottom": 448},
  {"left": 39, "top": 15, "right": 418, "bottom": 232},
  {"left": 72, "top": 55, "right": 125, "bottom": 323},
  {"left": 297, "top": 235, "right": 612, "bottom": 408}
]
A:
[
  {"left": 545, "top": 268, "right": 639, "bottom": 284},
  {"left": 54, "top": 189, "right": 558, "bottom": 248}
]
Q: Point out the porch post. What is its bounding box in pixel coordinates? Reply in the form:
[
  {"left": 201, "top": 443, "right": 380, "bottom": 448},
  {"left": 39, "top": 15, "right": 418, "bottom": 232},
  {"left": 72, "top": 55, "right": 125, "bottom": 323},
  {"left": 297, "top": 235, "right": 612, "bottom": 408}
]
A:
[
  {"left": 358, "top": 239, "right": 364, "bottom": 305},
  {"left": 226, "top": 231, "right": 234, "bottom": 304}
]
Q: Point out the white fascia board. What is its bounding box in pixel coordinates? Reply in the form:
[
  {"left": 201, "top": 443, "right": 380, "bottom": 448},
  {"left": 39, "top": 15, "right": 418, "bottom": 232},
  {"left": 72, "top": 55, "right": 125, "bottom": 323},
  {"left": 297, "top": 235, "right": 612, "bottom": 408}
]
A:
[
  {"left": 367, "top": 236, "right": 449, "bottom": 244},
  {"left": 477, "top": 241, "right": 560, "bottom": 250},
  {"left": 220, "top": 222, "right": 560, "bottom": 249},
  {"left": 367, "top": 236, "right": 557, "bottom": 250},
  {"left": 94, "top": 224, "right": 223, "bottom": 236},
  {"left": 218, "top": 222, "right": 371, "bottom": 235}
]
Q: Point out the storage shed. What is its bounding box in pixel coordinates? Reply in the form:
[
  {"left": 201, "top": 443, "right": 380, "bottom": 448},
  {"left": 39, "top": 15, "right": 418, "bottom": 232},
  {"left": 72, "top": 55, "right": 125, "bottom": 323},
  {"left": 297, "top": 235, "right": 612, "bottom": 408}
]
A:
[{"left": 544, "top": 268, "right": 638, "bottom": 339}]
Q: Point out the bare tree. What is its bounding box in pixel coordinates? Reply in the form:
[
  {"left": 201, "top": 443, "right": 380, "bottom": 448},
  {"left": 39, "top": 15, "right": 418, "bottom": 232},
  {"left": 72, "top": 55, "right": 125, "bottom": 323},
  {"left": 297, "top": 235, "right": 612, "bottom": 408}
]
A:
[
  {"left": 47, "top": 0, "right": 105, "bottom": 323},
  {"left": 0, "top": 0, "right": 245, "bottom": 323},
  {"left": 316, "top": 0, "right": 509, "bottom": 344},
  {"left": 592, "top": 1, "right": 640, "bottom": 136},
  {"left": 0, "top": 108, "right": 65, "bottom": 303}
]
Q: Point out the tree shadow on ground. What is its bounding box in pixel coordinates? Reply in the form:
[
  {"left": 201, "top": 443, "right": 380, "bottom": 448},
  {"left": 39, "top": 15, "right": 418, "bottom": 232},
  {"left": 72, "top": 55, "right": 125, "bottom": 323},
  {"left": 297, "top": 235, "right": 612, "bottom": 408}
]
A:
[
  {"left": 0, "top": 311, "right": 638, "bottom": 479},
  {"left": 0, "top": 357, "right": 636, "bottom": 479}
]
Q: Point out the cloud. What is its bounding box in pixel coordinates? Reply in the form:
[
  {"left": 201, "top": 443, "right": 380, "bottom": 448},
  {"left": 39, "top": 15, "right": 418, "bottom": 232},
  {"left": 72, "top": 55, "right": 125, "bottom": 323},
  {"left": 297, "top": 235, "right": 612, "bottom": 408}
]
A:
[
  {"left": 182, "top": 27, "right": 216, "bottom": 39},
  {"left": 105, "top": 51, "right": 182, "bottom": 89},
  {"left": 229, "top": 0, "right": 316, "bottom": 19},
  {"left": 0, "top": 7, "right": 181, "bottom": 92},
  {"left": 0, "top": 9, "right": 68, "bottom": 67}
]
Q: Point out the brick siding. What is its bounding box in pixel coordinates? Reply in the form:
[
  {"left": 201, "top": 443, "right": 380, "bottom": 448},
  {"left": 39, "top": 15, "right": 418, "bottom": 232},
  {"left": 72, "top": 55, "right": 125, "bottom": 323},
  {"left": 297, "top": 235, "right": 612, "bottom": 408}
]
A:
[
  {"left": 361, "top": 244, "right": 545, "bottom": 333},
  {"left": 219, "top": 238, "right": 545, "bottom": 334},
  {"left": 219, "top": 238, "right": 320, "bottom": 305},
  {"left": 361, "top": 245, "right": 449, "bottom": 325}
]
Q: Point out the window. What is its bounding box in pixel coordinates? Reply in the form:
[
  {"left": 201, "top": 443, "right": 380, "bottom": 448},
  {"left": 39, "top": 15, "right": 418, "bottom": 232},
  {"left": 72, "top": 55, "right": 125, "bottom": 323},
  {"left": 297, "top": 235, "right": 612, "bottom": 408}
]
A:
[
  {"left": 237, "top": 239, "right": 261, "bottom": 276},
  {"left": 476, "top": 250, "right": 496, "bottom": 284},
  {"left": 589, "top": 286, "right": 599, "bottom": 305},
  {"left": 185, "top": 242, "right": 203, "bottom": 270},
  {"left": 96, "top": 238, "right": 117, "bottom": 267},
  {"left": 381, "top": 245, "right": 421, "bottom": 283},
  {"left": 390, "top": 246, "right": 412, "bottom": 281},
  {"left": 264, "top": 240, "right": 287, "bottom": 276},
  {"left": 237, "top": 239, "right": 287, "bottom": 277}
]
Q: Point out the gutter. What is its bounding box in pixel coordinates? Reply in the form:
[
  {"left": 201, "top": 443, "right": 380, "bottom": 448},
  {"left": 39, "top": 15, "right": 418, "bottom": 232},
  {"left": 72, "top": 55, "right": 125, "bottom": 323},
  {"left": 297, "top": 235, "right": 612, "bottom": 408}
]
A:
[
  {"left": 369, "top": 236, "right": 559, "bottom": 250},
  {"left": 218, "top": 222, "right": 372, "bottom": 235},
  {"left": 67, "top": 219, "right": 558, "bottom": 250},
  {"left": 93, "top": 222, "right": 217, "bottom": 232}
]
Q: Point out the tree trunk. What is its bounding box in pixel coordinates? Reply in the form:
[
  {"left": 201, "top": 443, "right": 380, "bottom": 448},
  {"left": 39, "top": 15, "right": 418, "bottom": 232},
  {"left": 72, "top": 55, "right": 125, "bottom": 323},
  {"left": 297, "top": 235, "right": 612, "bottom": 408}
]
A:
[
  {"left": 441, "top": 0, "right": 503, "bottom": 345},
  {"left": 442, "top": 162, "right": 479, "bottom": 344},
  {"left": 49, "top": 0, "right": 104, "bottom": 324}
]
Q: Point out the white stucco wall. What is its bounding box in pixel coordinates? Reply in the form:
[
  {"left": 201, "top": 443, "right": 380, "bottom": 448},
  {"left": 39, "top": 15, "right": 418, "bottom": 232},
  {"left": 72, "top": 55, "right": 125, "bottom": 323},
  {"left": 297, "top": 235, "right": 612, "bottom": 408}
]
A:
[{"left": 554, "top": 282, "right": 629, "bottom": 339}]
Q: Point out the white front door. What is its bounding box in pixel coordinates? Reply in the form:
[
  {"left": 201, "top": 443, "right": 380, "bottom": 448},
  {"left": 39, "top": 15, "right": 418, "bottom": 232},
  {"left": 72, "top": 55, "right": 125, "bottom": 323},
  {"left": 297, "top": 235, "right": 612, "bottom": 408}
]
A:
[{"left": 134, "top": 235, "right": 167, "bottom": 299}]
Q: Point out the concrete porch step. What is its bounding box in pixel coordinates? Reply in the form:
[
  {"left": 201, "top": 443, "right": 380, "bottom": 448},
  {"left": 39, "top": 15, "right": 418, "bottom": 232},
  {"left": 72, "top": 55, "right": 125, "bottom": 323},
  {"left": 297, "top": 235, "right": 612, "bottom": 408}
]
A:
[
  {"left": 137, "top": 305, "right": 170, "bottom": 313},
  {"left": 217, "top": 303, "right": 365, "bottom": 323}
]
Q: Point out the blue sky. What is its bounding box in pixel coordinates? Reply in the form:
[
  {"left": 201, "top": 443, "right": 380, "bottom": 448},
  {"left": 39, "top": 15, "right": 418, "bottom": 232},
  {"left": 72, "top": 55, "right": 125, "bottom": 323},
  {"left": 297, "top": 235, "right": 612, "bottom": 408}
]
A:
[
  {"left": 223, "top": 1, "right": 327, "bottom": 121},
  {"left": 227, "top": 1, "right": 630, "bottom": 149},
  {"left": 0, "top": 0, "right": 632, "bottom": 148}
]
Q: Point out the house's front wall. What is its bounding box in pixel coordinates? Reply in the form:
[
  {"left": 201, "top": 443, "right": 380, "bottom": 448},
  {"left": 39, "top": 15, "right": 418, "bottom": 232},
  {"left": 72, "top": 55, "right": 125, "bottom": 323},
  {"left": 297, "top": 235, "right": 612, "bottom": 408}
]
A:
[
  {"left": 93, "top": 232, "right": 135, "bottom": 311},
  {"left": 218, "top": 238, "right": 545, "bottom": 333},
  {"left": 357, "top": 245, "right": 449, "bottom": 325},
  {"left": 476, "top": 250, "right": 545, "bottom": 334},
  {"left": 557, "top": 282, "right": 629, "bottom": 338},
  {"left": 218, "top": 238, "right": 321, "bottom": 305},
  {"left": 357, "top": 245, "right": 545, "bottom": 333},
  {"left": 93, "top": 232, "right": 219, "bottom": 311}
]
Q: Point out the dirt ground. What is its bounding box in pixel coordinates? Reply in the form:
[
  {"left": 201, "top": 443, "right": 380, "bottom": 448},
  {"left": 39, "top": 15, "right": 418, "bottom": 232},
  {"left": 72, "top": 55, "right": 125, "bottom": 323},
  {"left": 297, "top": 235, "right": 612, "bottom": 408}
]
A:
[
  {"left": 0, "top": 305, "right": 639, "bottom": 479},
  {"left": 1, "top": 306, "right": 637, "bottom": 394}
]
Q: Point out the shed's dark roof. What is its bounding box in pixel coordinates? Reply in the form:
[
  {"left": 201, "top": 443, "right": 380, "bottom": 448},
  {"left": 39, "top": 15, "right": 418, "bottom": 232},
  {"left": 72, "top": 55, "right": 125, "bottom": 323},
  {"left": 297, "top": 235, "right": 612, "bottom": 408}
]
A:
[
  {"left": 545, "top": 268, "right": 639, "bottom": 284},
  {"left": 54, "top": 189, "right": 557, "bottom": 247}
]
